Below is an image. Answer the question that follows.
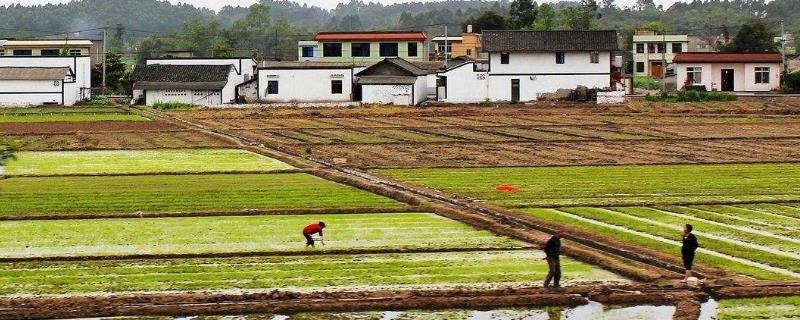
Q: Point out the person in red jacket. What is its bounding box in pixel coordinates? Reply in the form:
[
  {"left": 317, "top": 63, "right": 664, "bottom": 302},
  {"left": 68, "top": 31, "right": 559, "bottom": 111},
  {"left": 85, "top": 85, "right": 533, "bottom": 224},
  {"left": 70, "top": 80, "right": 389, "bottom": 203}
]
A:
[{"left": 303, "top": 221, "right": 326, "bottom": 247}]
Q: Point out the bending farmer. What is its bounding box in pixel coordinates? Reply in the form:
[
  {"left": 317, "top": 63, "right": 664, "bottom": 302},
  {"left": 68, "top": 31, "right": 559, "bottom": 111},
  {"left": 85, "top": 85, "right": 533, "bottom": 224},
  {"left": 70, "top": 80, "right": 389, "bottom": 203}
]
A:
[
  {"left": 682, "top": 223, "right": 699, "bottom": 280},
  {"left": 543, "top": 232, "right": 562, "bottom": 288},
  {"left": 303, "top": 221, "right": 326, "bottom": 247}
]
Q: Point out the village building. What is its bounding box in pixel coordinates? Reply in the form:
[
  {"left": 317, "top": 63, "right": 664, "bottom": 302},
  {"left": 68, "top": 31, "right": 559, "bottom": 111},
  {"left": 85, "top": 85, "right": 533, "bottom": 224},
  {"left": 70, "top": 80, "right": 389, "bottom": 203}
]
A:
[
  {"left": 0, "top": 55, "right": 92, "bottom": 106},
  {"left": 631, "top": 29, "right": 689, "bottom": 78},
  {"left": 0, "top": 39, "right": 102, "bottom": 65},
  {"left": 298, "top": 31, "right": 427, "bottom": 63},
  {"left": 673, "top": 52, "right": 782, "bottom": 92},
  {"left": 437, "top": 30, "right": 617, "bottom": 103},
  {"left": 131, "top": 57, "right": 257, "bottom": 105},
  {"left": 431, "top": 26, "right": 483, "bottom": 61},
  {"left": 256, "top": 61, "right": 368, "bottom": 103},
  {"left": 356, "top": 58, "right": 428, "bottom": 105},
  {"left": 130, "top": 64, "right": 239, "bottom": 105}
]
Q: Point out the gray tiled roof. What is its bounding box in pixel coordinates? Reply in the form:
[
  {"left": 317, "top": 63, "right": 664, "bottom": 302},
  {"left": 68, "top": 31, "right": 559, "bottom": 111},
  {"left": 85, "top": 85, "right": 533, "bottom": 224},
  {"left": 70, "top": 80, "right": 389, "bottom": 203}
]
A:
[
  {"left": 0, "top": 67, "right": 70, "bottom": 80},
  {"left": 357, "top": 75, "right": 418, "bottom": 85},
  {"left": 259, "top": 61, "right": 371, "bottom": 69},
  {"left": 130, "top": 64, "right": 232, "bottom": 86},
  {"left": 482, "top": 30, "right": 619, "bottom": 52}
]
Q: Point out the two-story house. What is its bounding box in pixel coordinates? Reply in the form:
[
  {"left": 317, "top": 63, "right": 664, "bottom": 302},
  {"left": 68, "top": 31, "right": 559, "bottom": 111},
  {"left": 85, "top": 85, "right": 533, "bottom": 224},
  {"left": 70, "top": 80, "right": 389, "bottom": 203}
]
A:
[
  {"left": 437, "top": 30, "right": 618, "bottom": 103},
  {"left": 297, "top": 31, "right": 427, "bottom": 63},
  {"left": 0, "top": 39, "right": 100, "bottom": 65},
  {"left": 631, "top": 29, "right": 689, "bottom": 78}
]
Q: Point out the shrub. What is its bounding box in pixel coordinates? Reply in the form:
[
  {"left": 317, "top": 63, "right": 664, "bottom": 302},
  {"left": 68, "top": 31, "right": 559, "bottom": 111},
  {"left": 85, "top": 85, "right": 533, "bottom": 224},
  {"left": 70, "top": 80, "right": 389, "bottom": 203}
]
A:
[
  {"left": 77, "top": 95, "right": 109, "bottom": 106},
  {"left": 151, "top": 102, "right": 194, "bottom": 110},
  {"left": 644, "top": 91, "right": 737, "bottom": 102},
  {"left": 634, "top": 76, "right": 661, "bottom": 90},
  {"left": 783, "top": 71, "right": 800, "bottom": 93}
]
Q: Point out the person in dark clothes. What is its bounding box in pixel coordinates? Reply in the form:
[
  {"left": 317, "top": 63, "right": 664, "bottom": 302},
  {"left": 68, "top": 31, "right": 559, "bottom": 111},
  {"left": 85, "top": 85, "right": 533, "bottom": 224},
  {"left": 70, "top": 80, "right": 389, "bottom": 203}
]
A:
[
  {"left": 543, "top": 232, "right": 562, "bottom": 288},
  {"left": 682, "top": 223, "right": 699, "bottom": 280},
  {"left": 303, "top": 221, "right": 326, "bottom": 247}
]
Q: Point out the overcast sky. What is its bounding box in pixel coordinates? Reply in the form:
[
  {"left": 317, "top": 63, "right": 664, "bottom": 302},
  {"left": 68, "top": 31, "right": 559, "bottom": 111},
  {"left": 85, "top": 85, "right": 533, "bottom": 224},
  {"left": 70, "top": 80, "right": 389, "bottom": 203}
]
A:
[{"left": 0, "top": 0, "right": 682, "bottom": 11}]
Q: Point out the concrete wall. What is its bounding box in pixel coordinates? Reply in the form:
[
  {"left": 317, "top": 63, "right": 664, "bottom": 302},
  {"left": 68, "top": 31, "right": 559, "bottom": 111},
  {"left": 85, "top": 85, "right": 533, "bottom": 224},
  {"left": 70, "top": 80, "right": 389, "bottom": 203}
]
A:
[
  {"left": 0, "top": 56, "right": 91, "bottom": 106},
  {"left": 437, "top": 63, "right": 488, "bottom": 103},
  {"left": 489, "top": 51, "right": 610, "bottom": 74},
  {"left": 438, "top": 52, "right": 611, "bottom": 103},
  {"left": 0, "top": 79, "right": 64, "bottom": 105},
  {"left": 145, "top": 89, "right": 223, "bottom": 105},
  {"left": 413, "top": 75, "right": 427, "bottom": 105},
  {"left": 675, "top": 62, "right": 782, "bottom": 91},
  {"left": 362, "top": 84, "right": 412, "bottom": 105},
  {"left": 258, "top": 68, "right": 354, "bottom": 102}
]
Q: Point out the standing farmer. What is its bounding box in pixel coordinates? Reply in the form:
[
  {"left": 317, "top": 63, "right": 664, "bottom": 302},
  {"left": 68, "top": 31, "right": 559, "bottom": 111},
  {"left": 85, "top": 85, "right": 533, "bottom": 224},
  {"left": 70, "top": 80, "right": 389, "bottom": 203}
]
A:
[
  {"left": 682, "top": 224, "right": 699, "bottom": 281},
  {"left": 543, "top": 232, "right": 562, "bottom": 288},
  {"left": 303, "top": 221, "right": 326, "bottom": 247}
]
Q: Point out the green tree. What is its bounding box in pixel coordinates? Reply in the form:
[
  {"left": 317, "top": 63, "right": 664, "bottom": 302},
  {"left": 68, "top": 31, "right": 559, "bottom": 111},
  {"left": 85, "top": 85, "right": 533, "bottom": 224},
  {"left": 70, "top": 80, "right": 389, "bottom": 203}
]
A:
[
  {"left": 560, "top": 0, "right": 599, "bottom": 30},
  {"left": 720, "top": 19, "right": 778, "bottom": 52},
  {"left": 0, "top": 140, "right": 18, "bottom": 172},
  {"left": 509, "top": 0, "right": 538, "bottom": 29},
  {"left": 92, "top": 52, "right": 127, "bottom": 93},
  {"left": 462, "top": 11, "right": 510, "bottom": 33},
  {"left": 531, "top": 3, "right": 555, "bottom": 30}
]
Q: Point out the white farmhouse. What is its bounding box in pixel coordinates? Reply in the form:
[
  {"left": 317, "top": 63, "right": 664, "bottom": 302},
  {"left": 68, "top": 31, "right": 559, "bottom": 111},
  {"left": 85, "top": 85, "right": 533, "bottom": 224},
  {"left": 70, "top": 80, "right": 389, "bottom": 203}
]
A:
[
  {"left": 130, "top": 64, "right": 238, "bottom": 106},
  {"left": 133, "top": 57, "right": 257, "bottom": 103},
  {"left": 0, "top": 56, "right": 91, "bottom": 106},
  {"left": 355, "top": 58, "right": 428, "bottom": 106},
  {"left": 673, "top": 52, "right": 782, "bottom": 92},
  {"left": 257, "top": 61, "right": 368, "bottom": 103},
  {"left": 437, "top": 30, "right": 618, "bottom": 103}
]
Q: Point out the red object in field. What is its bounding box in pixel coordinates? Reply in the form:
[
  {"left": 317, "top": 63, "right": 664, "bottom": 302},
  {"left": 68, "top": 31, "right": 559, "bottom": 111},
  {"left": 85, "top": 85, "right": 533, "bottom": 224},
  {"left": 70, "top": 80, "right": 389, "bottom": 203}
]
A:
[{"left": 496, "top": 185, "right": 519, "bottom": 193}]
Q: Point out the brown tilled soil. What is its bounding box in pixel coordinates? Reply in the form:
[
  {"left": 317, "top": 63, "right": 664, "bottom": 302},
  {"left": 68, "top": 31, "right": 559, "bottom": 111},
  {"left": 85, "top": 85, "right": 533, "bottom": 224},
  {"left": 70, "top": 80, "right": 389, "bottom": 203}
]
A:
[
  {"left": 0, "top": 121, "right": 178, "bottom": 134},
  {"left": 164, "top": 100, "right": 800, "bottom": 168},
  {"left": 6, "top": 131, "right": 236, "bottom": 150}
]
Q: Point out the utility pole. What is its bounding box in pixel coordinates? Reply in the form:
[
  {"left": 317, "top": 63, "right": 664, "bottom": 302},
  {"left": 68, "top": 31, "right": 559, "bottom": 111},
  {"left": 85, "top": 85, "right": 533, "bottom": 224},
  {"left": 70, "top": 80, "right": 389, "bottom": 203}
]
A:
[
  {"left": 444, "top": 25, "right": 448, "bottom": 66},
  {"left": 781, "top": 20, "right": 787, "bottom": 73},
  {"left": 274, "top": 29, "right": 279, "bottom": 61},
  {"left": 102, "top": 28, "right": 107, "bottom": 94}
]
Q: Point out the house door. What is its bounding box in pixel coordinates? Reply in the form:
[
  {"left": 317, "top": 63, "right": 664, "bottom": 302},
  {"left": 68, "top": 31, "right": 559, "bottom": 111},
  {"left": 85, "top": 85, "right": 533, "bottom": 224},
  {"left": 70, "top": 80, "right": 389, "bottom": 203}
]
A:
[
  {"left": 650, "top": 62, "right": 663, "bottom": 78},
  {"left": 721, "top": 69, "right": 734, "bottom": 91},
  {"left": 511, "top": 79, "right": 520, "bottom": 103},
  {"left": 353, "top": 84, "right": 362, "bottom": 101}
]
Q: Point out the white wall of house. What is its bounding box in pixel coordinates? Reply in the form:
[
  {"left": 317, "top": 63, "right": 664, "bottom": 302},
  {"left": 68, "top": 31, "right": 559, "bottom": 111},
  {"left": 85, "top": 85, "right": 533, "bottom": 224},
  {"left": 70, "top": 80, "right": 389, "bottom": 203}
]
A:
[
  {"left": 489, "top": 51, "right": 610, "bottom": 74},
  {"left": 362, "top": 84, "right": 412, "bottom": 105},
  {"left": 425, "top": 74, "right": 437, "bottom": 96},
  {"left": 0, "top": 79, "right": 64, "bottom": 105},
  {"left": 361, "top": 76, "right": 426, "bottom": 105},
  {"left": 145, "top": 89, "right": 223, "bottom": 106},
  {"left": 437, "top": 52, "right": 611, "bottom": 103},
  {"left": 258, "top": 68, "right": 354, "bottom": 102},
  {"left": 413, "top": 75, "right": 427, "bottom": 105},
  {"left": 0, "top": 56, "right": 91, "bottom": 106},
  {"left": 675, "top": 62, "right": 781, "bottom": 91},
  {"left": 437, "top": 63, "right": 488, "bottom": 103}
]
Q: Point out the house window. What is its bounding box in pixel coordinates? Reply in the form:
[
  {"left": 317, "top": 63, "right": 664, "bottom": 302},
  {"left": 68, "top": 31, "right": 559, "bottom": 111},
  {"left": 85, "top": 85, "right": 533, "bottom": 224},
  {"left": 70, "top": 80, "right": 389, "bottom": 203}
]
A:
[
  {"left": 590, "top": 52, "right": 599, "bottom": 64},
  {"left": 555, "top": 52, "right": 565, "bottom": 64},
  {"left": 301, "top": 46, "right": 314, "bottom": 58},
  {"left": 322, "top": 43, "right": 342, "bottom": 57},
  {"left": 686, "top": 67, "right": 702, "bottom": 84},
  {"left": 500, "top": 52, "right": 509, "bottom": 64},
  {"left": 636, "top": 62, "right": 645, "bottom": 73},
  {"left": 466, "top": 49, "right": 472, "bottom": 56},
  {"left": 408, "top": 42, "right": 418, "bottom": 57},
  {"left": 267, "top": 81, "right": 279, "bottom": 94},
  {"left": 41, "top": 49, "right": 60, "bottom": 56},
  {"left": 351, "top": 43, "right": 371, "bottom": 57},
  {"left": 672, "top": 43, "right": 682, "bottom": 53},
  {"left": 437, "top": 43, "right": 452, "bottom": 53},
  {"left": 647, "top": 44, "right": 655, "bottom": 53},
  {"left": 755, "top": 67, "right": 770, "bottom": 84},
  {"left": 331, "top": 80, "right": 343, "bottom": 94},
  {"left": 636, "top": 43, "right": 645, "bottom": 53},
  {"left": 379, "top": 43, "right": 398, "bottom": 57},
  {"left": 68, "top": 49, "right": 82, "bottom": 56},
  {"left": 0, "top": 49, "right": 4, "bottom": 56},
  {"left": 656, "top": 43, "right": 665, "bottom": 53},
  {"left": 13, "top": 49, "right": 32, "bottom": 56}
]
